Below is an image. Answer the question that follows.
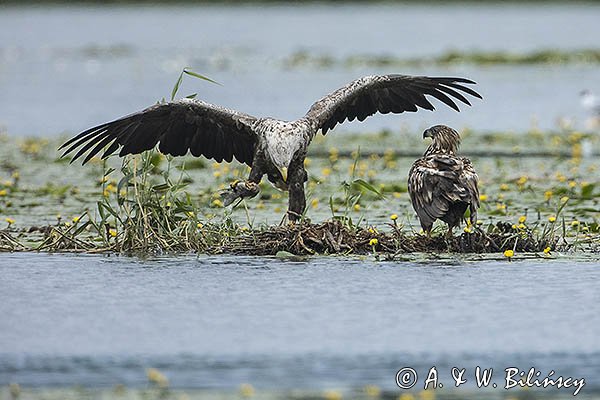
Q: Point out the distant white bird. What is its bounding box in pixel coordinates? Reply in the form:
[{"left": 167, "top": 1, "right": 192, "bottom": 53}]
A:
[
  {"left": 580, "top": 90, "right": 600, "bottom": 131},
  {"left": 580, "top": 90, "right": 600, "bottom": 116}
]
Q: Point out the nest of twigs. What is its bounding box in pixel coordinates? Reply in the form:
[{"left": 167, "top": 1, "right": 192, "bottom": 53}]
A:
[{"left": 222, "top": 220, "right": 556, "bottom": 256}]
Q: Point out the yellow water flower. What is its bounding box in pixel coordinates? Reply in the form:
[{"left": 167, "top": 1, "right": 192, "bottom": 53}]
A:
[
  {"left": 212, "top": 199, "right": 223, "bottom": 208},
  {"left": 321, "top": 167, "right": 332, "bottom": 177},
  {"left": 516, "top": 176, "right": 528, "bottom": 186},
  {"left": 390, "top": 214, "right": 398, "bottom": 221},
  {"left": 518, "top": 215, "right": 526, "bottom": 223},
  {"left": 568, "top": 180, "right": 577, "bottom": 188},
  {"left": 503, "top": 249, "right": 514, "bottom": 258},
  {"left": 499, "top": 183, "right": 509, "bottom": 191},
  {"left": 518, "top": 223, "right": 526, "bottom": 230},
  {"left": 544, "top": 190, "right": 553, "bottom": 201},
  {"left": 311, "top": 198, "right": 319, "bottom": 209},
  {"left": 9, "top": 383, "right": 20, "bottom": 398},
  {"left": 353, "top": 204, "right": 361, "bottom": 211},
  {"left": 368, "top": 227, "right": 377, "bottom": 234},
  {"left": 393, "top": 192, "right": 402, "bottom": 198},
  {"left": 548, "top": 216, "right": 556, "bottom": 223},
  {"left": 0, "top": 189, "right": 7, "bottom": 196},
  {"left": 239, "top": 383, "right": 255, "bottom": 397},
  {"left": 364, "top": 384, "right": 381, "bottom": 397},
  {"left": 146, "top": 368, "right": 169, "bottom": 388},
  {"left": 5, "top": 217, "right": 15, "bottom": 225},
  {"left": 323, "top": 390, "right": 343, "bottom": 400},
  {"left": 464, "top": 226, "right": 473, "bottom": 233},
  {"left": 197, "top": 223, "right": 203, "bottom": 229},
  {"left": 479, "top": 194, "right": 488, "bottom": 201},
  {"left": 369, "top": 238, "right": 378, "bottom": 246},
  {"left": 571, "top": 220, "right": 580, "bottom": 227},
  {"left": 543, "top": 247, "right": 551, "bottom": 254},
  {"left": 109, "top": 229, "right": 117, "bottom": 238}
]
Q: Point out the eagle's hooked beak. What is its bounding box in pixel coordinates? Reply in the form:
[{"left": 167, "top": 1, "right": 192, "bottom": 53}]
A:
[
  {"left": 422, "top": 128, "right": 433, "bottom": 139},
  {"left": 278, "top": 166, "right": 288, "bottom": 182}
]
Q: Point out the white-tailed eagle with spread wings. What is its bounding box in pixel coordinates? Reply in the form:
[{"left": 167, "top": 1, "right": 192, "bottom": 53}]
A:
[{"left": 60, "top": 75, "right": 481, "bottom": 221}]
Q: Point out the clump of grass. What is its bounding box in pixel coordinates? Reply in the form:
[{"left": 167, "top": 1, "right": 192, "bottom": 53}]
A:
[{"left": 35, "top": 151, "right": 249, "bottom": 255}]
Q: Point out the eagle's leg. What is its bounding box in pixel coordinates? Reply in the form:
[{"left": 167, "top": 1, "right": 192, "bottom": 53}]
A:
[
  {"left": 469, "top": 205, "right": 478, "bottom": 228},
  {"left": 420, "top": 221, "right": 433, "bottom": 238},
  {"left": 287, "top": 152, "right": 307, "bottom": 222}
]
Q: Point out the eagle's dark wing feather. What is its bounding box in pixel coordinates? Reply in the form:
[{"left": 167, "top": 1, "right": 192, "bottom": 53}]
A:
[
  {"left": 408, "top": 154, "right": 479, "bottom": 228},
  {"left": 59, "top": 99, "right": 258, "bottom": 166},
  {"left": 304, "top": 75, "right": 482, "bottom": 136}
]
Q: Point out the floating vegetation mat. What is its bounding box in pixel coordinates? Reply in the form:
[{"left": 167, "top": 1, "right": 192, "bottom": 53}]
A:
[
  {"left": 1, "top": 127, "right": 599, "bottom": 258},
  {"left": 283, "top": 48, "right": 600, "bottom": 69}
]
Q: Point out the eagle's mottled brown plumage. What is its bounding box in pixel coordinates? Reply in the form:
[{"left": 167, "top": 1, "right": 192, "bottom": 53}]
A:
[{"left": 408, "top": 125, "right": 479, "bottom": 236}]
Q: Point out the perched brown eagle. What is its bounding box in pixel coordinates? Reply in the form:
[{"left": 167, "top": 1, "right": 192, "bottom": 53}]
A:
[
  {"left": 408, "top": 125, "right": 479, "bottom": 236},
  {"left": 59, "top": 75, "right": 481, "bottom": 221}
]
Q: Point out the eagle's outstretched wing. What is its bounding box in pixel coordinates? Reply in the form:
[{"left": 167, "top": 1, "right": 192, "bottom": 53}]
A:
[
  {"left": 408, "top": 154, "right": 480, "bottom": 227},
  {"left": 59, "top": 99, "right": 258, "bottom": 166},
  {"left": 304, "top": 75, "right": 482, "bottom": 135}
]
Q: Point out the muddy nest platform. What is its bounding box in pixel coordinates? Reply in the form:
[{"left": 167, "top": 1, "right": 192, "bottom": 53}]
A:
[{"left": 222, "top": 220, "right": 555, "bottom": 256}]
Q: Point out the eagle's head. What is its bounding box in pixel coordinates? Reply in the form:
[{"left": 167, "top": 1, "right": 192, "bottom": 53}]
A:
[{"left": 422, "top": 125, "right": 461, "bottom": 155}]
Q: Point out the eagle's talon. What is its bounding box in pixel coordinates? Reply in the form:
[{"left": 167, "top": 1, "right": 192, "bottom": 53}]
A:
[{"left": 219, "top": 181, "right": 260, "bottom": 206}]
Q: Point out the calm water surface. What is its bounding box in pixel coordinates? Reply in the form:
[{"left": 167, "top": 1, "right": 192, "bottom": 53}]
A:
[
  {"left": 1, "top": 3, "right": 600, "bottom": 394},
  {"left": 1, "top": 4, "right": 600, "bottom": 135},
  {"left": 0, "top": 253, "right": 598, "bottom": 391}
]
